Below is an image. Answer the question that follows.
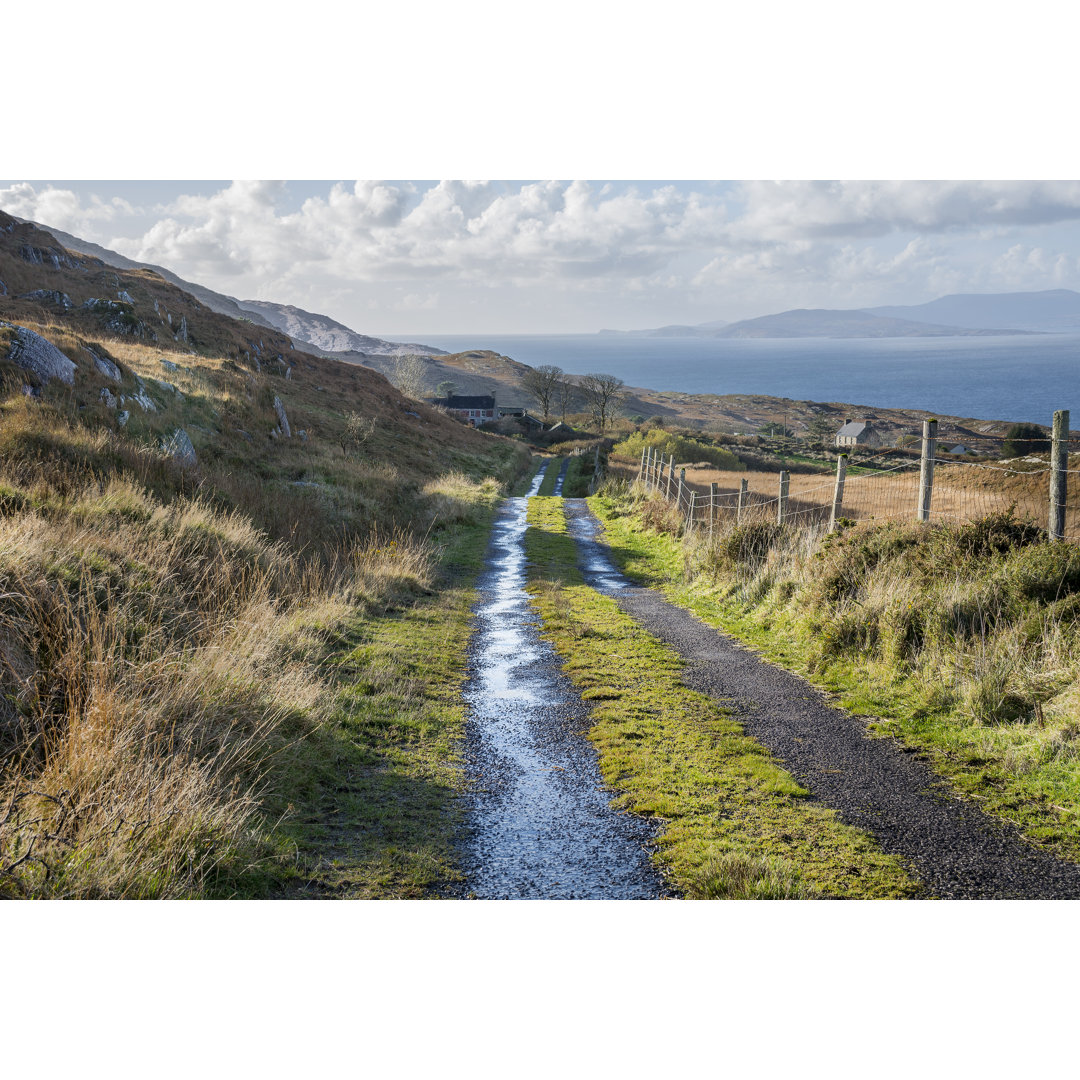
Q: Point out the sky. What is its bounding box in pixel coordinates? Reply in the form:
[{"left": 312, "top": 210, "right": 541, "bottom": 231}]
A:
[{"left": 5, "top": 180, "right": 1080, "bottom": 337}]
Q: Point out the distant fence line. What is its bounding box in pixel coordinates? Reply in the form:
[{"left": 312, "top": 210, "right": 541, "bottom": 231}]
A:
[{"left": 635, "top": 411, "right": 1080, "bottom": 541}]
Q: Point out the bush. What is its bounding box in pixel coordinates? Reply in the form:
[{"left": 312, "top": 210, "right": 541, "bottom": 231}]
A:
[
  {"left": 613, "top": 429, "right": 743, "bottom": 471},
  {"left": 1003, "top": 423, "right": 1047, "bottom": 458}
]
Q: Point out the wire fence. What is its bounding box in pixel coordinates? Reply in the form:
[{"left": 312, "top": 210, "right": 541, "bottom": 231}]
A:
[{"left": 629, "top": 412, "right": 1080, "bottom": 541}]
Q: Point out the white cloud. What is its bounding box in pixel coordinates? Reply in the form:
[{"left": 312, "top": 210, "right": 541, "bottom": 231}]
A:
[
  {"left": 0, "top": 182, "right": 134, "bottom": 234},
  {"left": 5, "top": 179, "right": 1080, "bottom": 331}
]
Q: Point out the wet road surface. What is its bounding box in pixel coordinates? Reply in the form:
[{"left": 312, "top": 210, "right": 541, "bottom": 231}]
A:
[
  {"left": 457, "top": 465, "right": 671, "bottom": 899},
  {"left": 564, "top": 499, "right": 1080, "bottom": 899}
]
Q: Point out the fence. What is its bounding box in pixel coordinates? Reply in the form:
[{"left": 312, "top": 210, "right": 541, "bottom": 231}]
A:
[{"left": 633, "top": 411, "right": 1080, "bottom": 541}]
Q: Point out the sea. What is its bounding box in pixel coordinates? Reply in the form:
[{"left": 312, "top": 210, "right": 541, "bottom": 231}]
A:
[{"left": 412, "top": 333, "right": 1080, "bottom": 424}]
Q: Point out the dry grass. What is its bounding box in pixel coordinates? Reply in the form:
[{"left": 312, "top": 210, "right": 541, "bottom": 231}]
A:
[
  {"left": 0, "top": 303, "right": 528, "bottom": 896},
  {"left": 619, "top": 451, "right": 1080, "bottom": 535}
]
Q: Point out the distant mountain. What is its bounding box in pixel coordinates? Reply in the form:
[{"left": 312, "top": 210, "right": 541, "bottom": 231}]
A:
[
  {"left": 713, "top": 308, "right": 1035, "bottom": 339},
  {"left": 865, "top": 290, "right": 1080, "bottom": 333},
  {"left": 14, "top": 218, "right": 444, "bottom": 358},
  {"left": 598, "top": 319, "right": 729, "bottom": 337},
  {"left": 235, "top": 300, "right": 444, "bottom": 358}
]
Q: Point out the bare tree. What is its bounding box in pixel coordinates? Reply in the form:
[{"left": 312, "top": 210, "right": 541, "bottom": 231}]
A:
[
  {"left": 520, "top": 364, "right": 564, "bottom": 423},
  {"left": 578, "top": 372, "right": 625, "bottom": 434},
  {"left": 555, "top": 374, "right": 574, "bottom": 423},
  {"left": 391, "top": 353, "right": 429, "bottom": 399}
]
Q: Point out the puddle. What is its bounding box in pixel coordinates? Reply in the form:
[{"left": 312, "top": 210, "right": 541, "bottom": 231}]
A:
[
  {"left": 458, "top": 466, "right": 669, "bottom": 899},
  {"left": 563, "top": 499, "right": 627, "bottom": 591}
]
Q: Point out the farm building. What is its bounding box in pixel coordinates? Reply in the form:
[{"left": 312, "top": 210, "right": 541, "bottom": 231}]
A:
[
  {"left": 496, "top": 404, "right": 546, "bottom": 431},
  {"left": 835, "top": 420, "right": 882, "bottom": 449},
  {"left": 433, "top": 394, "right": 496, "bottom": 426}
]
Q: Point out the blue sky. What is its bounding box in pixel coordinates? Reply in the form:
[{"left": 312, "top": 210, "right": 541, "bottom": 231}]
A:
[{"left": 5, "top": 179, "right": 1080, "bottom": 335}]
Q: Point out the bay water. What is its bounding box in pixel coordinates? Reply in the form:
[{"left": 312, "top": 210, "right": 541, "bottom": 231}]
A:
[{"left": 416, "top": 332, "right": 1080, "bottom": 423}]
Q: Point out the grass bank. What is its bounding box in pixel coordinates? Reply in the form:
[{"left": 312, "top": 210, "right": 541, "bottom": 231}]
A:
[
  {"left": 524, "top": 496, "right": 918, "bottom": 898},
  {"left": 589, "top": 481, "right": 1080, "bottom": 863},
  {"left": 0, "top": 314, "right": 531, "bottom": 897}
]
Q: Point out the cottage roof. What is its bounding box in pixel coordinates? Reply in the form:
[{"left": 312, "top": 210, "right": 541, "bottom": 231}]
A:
[
  {"left": 836, "top": 421, "right": 873, "bottom": 438},
  {"left": 439, "top": 395, "right": 495, "bottom": 410}
]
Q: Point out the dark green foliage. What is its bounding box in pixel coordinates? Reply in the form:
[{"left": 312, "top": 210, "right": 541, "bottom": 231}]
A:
[{"left": 1003, "top": 422, "right": 1047, "bottom": 458}]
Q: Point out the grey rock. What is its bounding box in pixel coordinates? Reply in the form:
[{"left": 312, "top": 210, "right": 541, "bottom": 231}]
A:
[
  {"left": 18, "top": 289, "right": 73, "bottom": 309},
  {"left": 284, "top": 366, "right": 292, "bottom": 380},
  {"left": 298, "top": 429, "right": 308, "bottom": 442},
  {"left": 290, "top": 480, "right": 321, "bottom": 489},
  {"left": 22, "top": 384, "right": 41, "bottom": 399},
  {"left": 178, "top": 315, "right": 188, "bottom": 343},
  {"left": 117, "top": 290, "right": 135, "bottom": 304},
  {"left": 273, "top": 395, "right": 291, "bottom": 438},
  {"left": 84, "top": 345, "right": 122, "bottom": 382},
  {"left": 99, "top": 387, "right": 117, "bottom": 409},
  {"left": 161, "top": 428, "right": 197, "bottom": 468},
  {"left": 117, "top": 410, "right": 130, "bottom": 427},
  {"left": 126, "top": 388, "right": 157, "bottom": 412},
  {"left": 1, "top": 320, "right": 77, "bottom": 385},
  {"left": 159, "top": 357, "right": 178, "bottom": 372},
  {"left": 156, "top": 380, "right": 183, "bottom": 400},
  {"left": 235, "top": 429, "right": 252, "bottom": 442}
]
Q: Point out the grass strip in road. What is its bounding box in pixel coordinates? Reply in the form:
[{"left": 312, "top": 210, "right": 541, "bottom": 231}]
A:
[
  {"left": 524, "top": 496, "right": 919, "bottom": 899},
  {"left": 536, "top": 457, "right": 565, "bottom": 496},
  {"left": 588, "top": 489, "right": 1080, "bottom": 864}
]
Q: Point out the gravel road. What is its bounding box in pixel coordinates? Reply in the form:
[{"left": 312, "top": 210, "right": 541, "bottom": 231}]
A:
[
  {"left": 454, "top": 469, "right": 671, "bottom": 899},
  {"left": 565, "top": 498, "right": 1080, "bottom": 899}
]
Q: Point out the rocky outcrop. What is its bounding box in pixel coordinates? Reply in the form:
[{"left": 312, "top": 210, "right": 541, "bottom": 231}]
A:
[
  {"left": 100, "top": 387, "right": 117, "bottom": 409},
  {"left": 19, "top": 244, "right": 80, "bottom": 270},
  {"left": 82, "top": 298, "right": 153, "bottom": 339},
  {"left": 84, "top": 345, "right": 122, "bottom": 382},
  {"left": 18, "top": 289, "right": 72, "bottom": 309},
  {"left": 117, "top": 410, "right": 130, "bottom": 427},
  {"left": 1, "top": 321, "right": 77, "bottom": 385},
  {"left": 273, "top": 395, "right": 291, "bottom": 438},
  {"left": 161, "top": 428, "right": 197, "bottom": 469}
]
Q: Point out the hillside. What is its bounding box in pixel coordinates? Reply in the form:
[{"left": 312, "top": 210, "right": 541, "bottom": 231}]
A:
[
  {"left": 236, "top": 299, "right": 445, "bottom": 357},
  {"left": 713, "top": 308, "right": 1034, "bottom": 339},
  {"left": 13, "top": 217, "right": 445, "bottom": 358},
  {"left": 0, "top": 210, "right": 529, "bottom": 898},
  {"left": 866, "top": 289, "right": 1080, "bottom": 333}
]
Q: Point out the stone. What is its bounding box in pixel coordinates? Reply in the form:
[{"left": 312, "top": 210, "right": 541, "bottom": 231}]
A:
[
  {"left": 99, "top": 387, "right": 117, "bottom": 409},
  {"left": 84, "top": 345, "right": 121, "bottom": 382},
  {"left": 160, "top": 357, "right": 178, "bottom": 372},
  {"left": 273, "top": 395, "right": 291, "bottom": 438},
  {"left": 117, "top": 290, "right": 135, "bottom": 304},
  {"left": 298, "top": 429, "right": 308, "bottom": 442},
  {"left": 117, "top": 410, "right": 130, "bottom": 427},
  {"left": 1, "top": 320, "right": 77, "bottom": 385},
  {"left": 18, "top": 289, "right": 72, "bottom": 308},
  {"left": 161, "top": 428, "right": 197, "bottom": 469},
  {"left": 127, "top": 387, "right": 157, "bottom": 412},
  {"left": 284, "top": 366, "right": 292, "bottom": 379}
]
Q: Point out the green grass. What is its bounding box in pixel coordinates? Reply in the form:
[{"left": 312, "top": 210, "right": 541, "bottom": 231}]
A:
[
  {"left": 269, "top": 473, "right": 517, "bottom": 898},
  {"left": 537, "top": 456, "right": 564, "bottom": 495},
  {"left": 589, "top": 487, "right": 1080, "bottom": 865},
  {"left": 523, "top": 496, "right": 920, "bottom": 898}
]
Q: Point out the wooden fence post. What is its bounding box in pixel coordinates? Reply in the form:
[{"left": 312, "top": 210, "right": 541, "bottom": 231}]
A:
[
  {"left": 710, "top": 482, "right": 718, "bottom": 539},
  {"left": 778, "top": 470, "right": 789, "bottom": 526},
  {"left": 677, "top": 467, "right": 685, "bottom": 510},
  {"left": 1050, "top": 409, "right": 1069, "bottom": 540},
  {"left": 829, "top": 454, "right": 848, "bottom": 533},
  {"left": 666, "top": 455, "right": 676, "bottom": 500},
  {"left": 917, "top": 419, "right": 937, "bottom": 522},
  {"left": 686, "top": 491, "right": 696, "bottom": 533},
  {"left": 639, "top": 445, "right": 647, "bottom": 481},
  {"left": 736, "top": 477, "right": 748, "bottom": 524}
]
